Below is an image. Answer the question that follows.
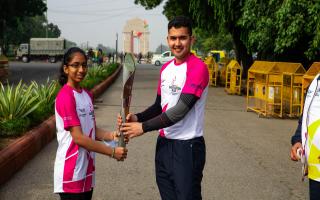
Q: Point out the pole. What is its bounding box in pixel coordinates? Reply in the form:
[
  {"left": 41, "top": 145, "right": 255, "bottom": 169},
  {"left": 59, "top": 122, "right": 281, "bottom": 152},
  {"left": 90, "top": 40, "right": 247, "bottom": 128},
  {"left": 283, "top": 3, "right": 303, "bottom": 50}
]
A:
[
  {"left": 45, "top": 0, "right": 48, "bottom": 38},
  {"left": 116, "top": 33, "right": 118, "bottom": 63}
]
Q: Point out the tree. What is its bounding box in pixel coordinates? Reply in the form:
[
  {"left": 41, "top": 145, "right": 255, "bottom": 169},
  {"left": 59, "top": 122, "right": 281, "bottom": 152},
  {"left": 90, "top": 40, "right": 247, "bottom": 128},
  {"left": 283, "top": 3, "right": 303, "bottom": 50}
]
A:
[
  {"left": 0, "top": 0, "right": 46, "bottom": 52},
  {"left": 5, "top": 15, "right": 61, "bottom": 46},
  {"left": 193, "top": 28, "right": 234, "bottom": 55},
  {"left": 135, "top": 0, "right": 320, "bottom": 75},
  {"left": 239, "top": 0, "right": 320, "bottom": 68},
  {"left": 135, "top": 0, "right": 253, "bottom": 77},
  {"left": 155, "top": 44, "right": 169, "bottom": 54}
]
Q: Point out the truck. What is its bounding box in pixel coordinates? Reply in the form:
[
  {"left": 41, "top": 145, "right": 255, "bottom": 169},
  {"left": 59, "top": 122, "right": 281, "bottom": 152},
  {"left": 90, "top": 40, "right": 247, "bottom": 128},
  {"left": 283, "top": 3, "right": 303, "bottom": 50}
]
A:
[
  {"left": 151, "top": 51, "right": 174, "bottom": 66},
  {"left": 16, "top": 38, "right": 66, "bottom": 63}
]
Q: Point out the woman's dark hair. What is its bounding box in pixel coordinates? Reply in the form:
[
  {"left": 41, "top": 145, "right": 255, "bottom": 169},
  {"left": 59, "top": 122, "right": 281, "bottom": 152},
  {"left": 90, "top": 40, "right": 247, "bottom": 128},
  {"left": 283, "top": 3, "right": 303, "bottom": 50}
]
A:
[
  {"left": 58, "top": 47, "right": 87, "bottom": 86},
  {"left": 168, "top": 16, "right": 193, "bottom": 36}
]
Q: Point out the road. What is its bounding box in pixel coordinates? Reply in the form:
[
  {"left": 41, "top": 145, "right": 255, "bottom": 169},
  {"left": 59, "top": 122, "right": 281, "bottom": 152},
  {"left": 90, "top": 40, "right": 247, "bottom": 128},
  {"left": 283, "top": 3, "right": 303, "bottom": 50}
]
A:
[
  {"left": 0, "top": 63, "right": 308, "bottom": 199},
  {"left": 7, "top": 61, "right": 60, "bottom": 85}
]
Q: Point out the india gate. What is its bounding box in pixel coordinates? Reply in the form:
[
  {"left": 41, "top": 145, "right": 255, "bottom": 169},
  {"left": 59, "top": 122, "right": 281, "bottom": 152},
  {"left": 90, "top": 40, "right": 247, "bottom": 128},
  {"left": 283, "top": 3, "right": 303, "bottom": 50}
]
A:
[{"left": 122, "top": 18, "right": 150, "bottom": 55}]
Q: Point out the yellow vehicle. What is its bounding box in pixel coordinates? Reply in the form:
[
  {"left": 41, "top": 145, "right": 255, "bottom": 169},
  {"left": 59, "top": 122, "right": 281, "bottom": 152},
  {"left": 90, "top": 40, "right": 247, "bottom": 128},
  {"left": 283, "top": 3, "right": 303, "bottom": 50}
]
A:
[
  {"left": 191, "top": 49, "right": 203, "bottom": 59},
  {"left": 209, "top": 50, "right": 226, "bottom": 63}
]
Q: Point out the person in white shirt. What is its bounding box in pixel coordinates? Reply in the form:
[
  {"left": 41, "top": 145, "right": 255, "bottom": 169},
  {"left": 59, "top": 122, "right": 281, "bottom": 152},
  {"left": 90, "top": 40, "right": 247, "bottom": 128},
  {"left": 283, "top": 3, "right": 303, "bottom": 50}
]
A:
[{"left": 120, "top": 16, "right": 209, "bottom": 200}]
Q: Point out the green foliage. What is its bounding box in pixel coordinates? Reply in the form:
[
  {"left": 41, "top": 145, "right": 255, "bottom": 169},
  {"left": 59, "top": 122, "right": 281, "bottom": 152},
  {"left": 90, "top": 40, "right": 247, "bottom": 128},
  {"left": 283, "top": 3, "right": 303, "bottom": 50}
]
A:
[
  {"left": 81, "top": 63, "right": 118, "bottom": 90},
  {"left": 134, "top": 0, "right": 163, "bottom": 9},
  {"left": 0, "top": 81, "right": 42, "bottom": 137},
  {"left": 0, "top": 0, "right": 47, "bottom": 49},
  {"left": 4, "top": 15, "right": 61, "bottom": 50},
  {"left": 29, "top": 79, "right": 59, "bottom": 123},
  {"left": 155, "top": 44, "right": 170, "bottom": 54},
  {"left": 0, "top": 64, "right": 118, "bottom": 137},
  {"left": 0, "top": 118, "right": 31, "bottom": 137},
  {"left": 0, "top": 81, "right": 42, "bottom": 122},
  {"left": 239, "top": 0, "right": 320, "bottom": 61},
  {"left": 193, "top": 28, "right": 234, "bottom": 54}
]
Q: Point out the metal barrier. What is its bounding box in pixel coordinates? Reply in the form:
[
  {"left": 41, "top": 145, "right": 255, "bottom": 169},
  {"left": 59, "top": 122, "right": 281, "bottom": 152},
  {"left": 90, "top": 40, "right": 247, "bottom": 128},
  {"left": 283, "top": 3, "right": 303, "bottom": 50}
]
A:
[
  {"left": 225, "top": 60, "right": 242, "bottom": 95},
  {"left": 246, "top": 61, "right": 305, "bottom": 118},
  {"left": 204, "top": 56, "right": 219, "bottom": 86},
  {"left": 301, "top": 62, "right": 320, "bottom": 111}
]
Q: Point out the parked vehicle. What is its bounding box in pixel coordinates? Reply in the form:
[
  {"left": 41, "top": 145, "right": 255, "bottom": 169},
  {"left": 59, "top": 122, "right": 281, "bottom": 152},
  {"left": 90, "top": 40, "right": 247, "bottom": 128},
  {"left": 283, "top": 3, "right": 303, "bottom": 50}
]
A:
[
  {"left": 151, "top": 51, "right": 174, "bottom": 66},
  {"left": 16, "top": 38, "right": 66, "bottom": 63},
  {"left": 209, "top": 50, "right": 226, "bottom": 63}
]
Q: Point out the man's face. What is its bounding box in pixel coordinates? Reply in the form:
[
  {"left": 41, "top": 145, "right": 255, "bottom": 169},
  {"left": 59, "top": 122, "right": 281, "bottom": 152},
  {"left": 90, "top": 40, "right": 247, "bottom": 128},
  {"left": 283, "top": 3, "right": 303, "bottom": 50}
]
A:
[{"left": 167, "top": 26, "right": 194, "bottom": 63}]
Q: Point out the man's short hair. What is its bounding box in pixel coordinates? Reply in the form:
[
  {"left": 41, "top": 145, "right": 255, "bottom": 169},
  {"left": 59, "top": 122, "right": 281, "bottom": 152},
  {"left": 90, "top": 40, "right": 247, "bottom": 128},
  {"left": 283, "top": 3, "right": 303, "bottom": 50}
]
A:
[{"left": 168, "top": 16, "right": 193, "bottom": 36}]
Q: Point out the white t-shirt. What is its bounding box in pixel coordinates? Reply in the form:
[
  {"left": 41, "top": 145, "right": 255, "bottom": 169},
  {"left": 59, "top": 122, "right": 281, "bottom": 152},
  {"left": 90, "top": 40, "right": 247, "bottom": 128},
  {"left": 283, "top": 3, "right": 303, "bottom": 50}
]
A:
[
  {"left": 54, "top": 84, "right": 96, "bottom": 193},
  {"left": 157, "top": 54, "right": 209, "bottom": 140}
]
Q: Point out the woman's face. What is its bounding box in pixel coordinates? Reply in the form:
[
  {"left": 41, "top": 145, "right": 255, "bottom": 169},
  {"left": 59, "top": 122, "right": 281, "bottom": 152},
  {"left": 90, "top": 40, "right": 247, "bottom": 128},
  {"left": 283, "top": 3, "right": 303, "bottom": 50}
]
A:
[{"left": 63, "top": 52, "right": 87, "bottom": 88}]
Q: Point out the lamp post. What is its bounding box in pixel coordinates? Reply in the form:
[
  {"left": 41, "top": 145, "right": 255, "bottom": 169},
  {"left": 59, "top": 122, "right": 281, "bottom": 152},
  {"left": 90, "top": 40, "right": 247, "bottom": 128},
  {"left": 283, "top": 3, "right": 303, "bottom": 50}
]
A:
[
  {"left": 44, "top": 0, "right": 48, "bottom": 38},
  {"left": 115, "top": 33, "right": 118, "bottom": 63}
]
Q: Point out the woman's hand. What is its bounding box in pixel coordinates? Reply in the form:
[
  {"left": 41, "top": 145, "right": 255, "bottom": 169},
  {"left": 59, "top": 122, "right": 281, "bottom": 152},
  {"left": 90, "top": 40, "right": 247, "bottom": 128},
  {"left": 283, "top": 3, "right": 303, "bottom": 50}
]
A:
[
  {"left": 114, "top": 130, "right": 129, "bottom": 144},
  {"left": 112, "top": 147, "right": 128, "bottom": 161}
]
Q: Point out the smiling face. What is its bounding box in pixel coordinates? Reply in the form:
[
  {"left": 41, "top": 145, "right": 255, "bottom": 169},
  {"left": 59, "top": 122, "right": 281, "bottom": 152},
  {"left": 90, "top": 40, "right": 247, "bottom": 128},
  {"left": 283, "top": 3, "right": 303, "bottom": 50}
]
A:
[
  {"left": 167, "top": 26, "right": 194, "bottom": 64},
  {"left": 63, "top": 52, "right": 87, "bottom": 89}
]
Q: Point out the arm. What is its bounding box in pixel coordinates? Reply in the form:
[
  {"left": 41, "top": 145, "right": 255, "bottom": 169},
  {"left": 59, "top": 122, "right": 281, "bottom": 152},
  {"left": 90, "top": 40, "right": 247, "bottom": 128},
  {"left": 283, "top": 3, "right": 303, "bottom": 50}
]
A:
[
  {"left": 142, "top": 93, "right": 198, "bottom": 132},
  {"left": 135, "top": 95, "right": 162, "bottom": 122},
  {"left": 121, "top": 93, "right": 198, "bottom": 138},
  {"left": 70, "top": 126, "right": 127, "bottom": 161},
  {"left": 119, "top": 94, "right": 161, "bottom": 125},
  {"left": 291, "top": 115, "right": 302, "bottom": 145},
  {"left": 95, "top": 127, "right": 115, "bottom": 141}
]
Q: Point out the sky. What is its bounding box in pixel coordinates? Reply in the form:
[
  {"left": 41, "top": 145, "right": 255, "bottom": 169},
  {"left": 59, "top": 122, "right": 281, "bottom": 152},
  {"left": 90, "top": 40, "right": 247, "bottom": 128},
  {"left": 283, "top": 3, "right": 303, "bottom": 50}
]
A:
[{"left": 47, "top": 0, "right": 169, "bottom": 52}]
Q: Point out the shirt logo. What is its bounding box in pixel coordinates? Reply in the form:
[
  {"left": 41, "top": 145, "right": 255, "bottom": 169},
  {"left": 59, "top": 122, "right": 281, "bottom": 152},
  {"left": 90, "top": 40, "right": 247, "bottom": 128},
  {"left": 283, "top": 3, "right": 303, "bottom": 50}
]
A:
[
  {"left": 78, "top": 108, "right": 86, "bottom": 117},
  {"left": 169, "top": 76, "right": 181, "bottom": 95}
]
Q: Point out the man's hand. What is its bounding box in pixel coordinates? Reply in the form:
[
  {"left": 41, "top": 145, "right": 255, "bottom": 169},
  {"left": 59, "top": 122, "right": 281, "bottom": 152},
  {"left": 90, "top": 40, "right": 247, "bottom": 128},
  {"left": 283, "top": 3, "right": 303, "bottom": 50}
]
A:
[
  {"left": 120, "top": 122, "right": 144, "bottom": 139},
  {"left": 117, "top": 113, "right": 138, "bottom": 128},
  {"left": 291, "top": 142, "right": 302, "bottom": 161},
  {"left": 114, "top": 131, "right": 129, "bottom": 144}
]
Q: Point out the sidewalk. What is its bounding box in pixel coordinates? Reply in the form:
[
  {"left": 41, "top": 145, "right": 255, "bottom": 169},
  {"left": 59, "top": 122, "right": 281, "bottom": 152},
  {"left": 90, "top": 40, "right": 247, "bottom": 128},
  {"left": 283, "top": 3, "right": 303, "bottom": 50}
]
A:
[{"left": 0, "top": 64, "right": 307, "bottom": 199}]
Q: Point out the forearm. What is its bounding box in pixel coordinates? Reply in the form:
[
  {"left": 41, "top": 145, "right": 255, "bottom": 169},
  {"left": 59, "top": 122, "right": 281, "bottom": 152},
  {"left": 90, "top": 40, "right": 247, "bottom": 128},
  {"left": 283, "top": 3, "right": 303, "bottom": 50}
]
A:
[
  {"left": 142, "top": 93, "right": 198, "bottom": 132},
  {"left": 291, "top": 115, "right": 302, "bottom": 145},
  {"left": 71, "top": 127, "right": 113, "bottom": 157},
  {"left": 95, "top": 127, "right": 114, "bottom": 141},
  {"left": 136, "top": 95, "right": 162, "bottom": 122},
  {"left": 77, "top": 134, "right": 114, "bottom": 156}
]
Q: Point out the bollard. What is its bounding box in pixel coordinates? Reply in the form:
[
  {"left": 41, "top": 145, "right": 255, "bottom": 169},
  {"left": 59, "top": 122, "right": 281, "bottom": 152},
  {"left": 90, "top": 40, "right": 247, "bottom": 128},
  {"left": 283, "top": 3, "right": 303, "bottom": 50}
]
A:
[{"left": 0, "top": 55, "right": 9, "bottom": 82}]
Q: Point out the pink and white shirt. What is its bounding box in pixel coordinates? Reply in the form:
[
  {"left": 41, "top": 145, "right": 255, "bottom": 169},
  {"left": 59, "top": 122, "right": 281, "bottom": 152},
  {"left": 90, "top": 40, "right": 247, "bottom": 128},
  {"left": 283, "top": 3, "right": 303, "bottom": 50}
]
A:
[
  {"left": 54, "top": 84, "right": 96, "bottom": 193},
  {"left": 157, "top": 54, "right": 209, "bottom": 140}
]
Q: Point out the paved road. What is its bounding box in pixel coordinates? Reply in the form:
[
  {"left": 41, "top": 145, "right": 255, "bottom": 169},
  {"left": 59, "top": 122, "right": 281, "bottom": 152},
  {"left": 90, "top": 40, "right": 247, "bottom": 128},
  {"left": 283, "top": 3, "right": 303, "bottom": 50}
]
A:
[
  {"left": 0, "top": 64, "right": 308, "bottom": 199},
  {"left": 7, "top": 61, "right": 60, "bottom": 85}
]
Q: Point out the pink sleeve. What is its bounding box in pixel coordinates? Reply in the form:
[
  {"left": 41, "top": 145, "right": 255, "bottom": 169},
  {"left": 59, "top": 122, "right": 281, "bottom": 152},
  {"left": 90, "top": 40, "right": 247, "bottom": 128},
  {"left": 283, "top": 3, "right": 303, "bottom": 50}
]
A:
[
  {"left": 56, "top": 89, "right": 80, "bottom": 130},
  {"left": 182, "top": 61, "right": 209, "bottom": 97}
]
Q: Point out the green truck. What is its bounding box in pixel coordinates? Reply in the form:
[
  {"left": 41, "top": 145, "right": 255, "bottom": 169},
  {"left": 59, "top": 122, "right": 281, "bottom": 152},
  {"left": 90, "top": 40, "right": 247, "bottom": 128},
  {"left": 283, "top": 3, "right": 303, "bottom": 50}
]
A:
[{"left": 16, "top": 38, "right": 66, "bottom": 63}]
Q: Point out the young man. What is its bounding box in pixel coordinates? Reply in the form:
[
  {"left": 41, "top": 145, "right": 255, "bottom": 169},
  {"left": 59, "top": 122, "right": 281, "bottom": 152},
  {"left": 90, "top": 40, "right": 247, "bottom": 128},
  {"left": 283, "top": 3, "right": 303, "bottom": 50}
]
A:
[
  {"left": 121, "top": 16, "right": 209, "bottom": 200},
  {"left": 291, "top": 75, "right": 320, "bottom": 200}
]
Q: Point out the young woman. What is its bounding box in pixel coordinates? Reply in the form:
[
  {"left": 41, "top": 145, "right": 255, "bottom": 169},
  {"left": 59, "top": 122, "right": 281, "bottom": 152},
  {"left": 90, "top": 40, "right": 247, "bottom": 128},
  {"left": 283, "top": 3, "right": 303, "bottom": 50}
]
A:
[{"left": 54, "top": 47, "right": 127, "bottom": 200}]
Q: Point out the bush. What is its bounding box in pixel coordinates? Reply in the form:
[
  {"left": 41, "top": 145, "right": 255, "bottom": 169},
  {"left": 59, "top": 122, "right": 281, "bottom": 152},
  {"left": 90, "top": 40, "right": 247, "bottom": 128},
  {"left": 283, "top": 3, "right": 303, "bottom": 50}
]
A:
[
  {"left": 0, "top": 81, "right": 42, "bottom": 137},
  {"left": 81, "top": 63, "right": 118, "bottom": 89},
  {"left": 0, "top": 63, "right": 118, "bottom": 137},
  {"left": 0, "top": 117, "right": 31, "bottom": 137},
  {"left": 29, "top": 79, "right": 59, "bottom": 124}
]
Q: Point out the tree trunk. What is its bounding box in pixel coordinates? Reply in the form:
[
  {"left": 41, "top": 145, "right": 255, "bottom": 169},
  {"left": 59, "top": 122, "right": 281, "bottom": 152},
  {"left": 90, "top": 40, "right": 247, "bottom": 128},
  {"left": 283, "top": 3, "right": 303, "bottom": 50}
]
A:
[{"left": 230, "top": 27, "right": 253, "bottom": 79}]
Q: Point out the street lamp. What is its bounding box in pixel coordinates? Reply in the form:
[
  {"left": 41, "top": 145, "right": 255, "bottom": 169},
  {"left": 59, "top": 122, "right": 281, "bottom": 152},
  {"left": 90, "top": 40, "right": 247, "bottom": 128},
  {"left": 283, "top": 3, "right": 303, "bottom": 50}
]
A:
[{"left": 44, "top": 0, "right": 48, "bottom": 38}]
